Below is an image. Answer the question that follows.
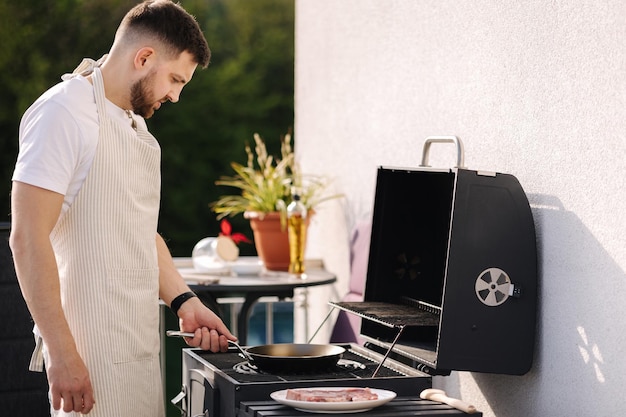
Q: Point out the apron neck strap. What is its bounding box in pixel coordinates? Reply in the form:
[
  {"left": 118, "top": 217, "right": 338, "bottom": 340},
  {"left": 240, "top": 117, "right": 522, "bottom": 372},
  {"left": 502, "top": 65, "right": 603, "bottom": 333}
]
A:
[{"left": 91, "top": 67, "right": 108, "bottom": 118}]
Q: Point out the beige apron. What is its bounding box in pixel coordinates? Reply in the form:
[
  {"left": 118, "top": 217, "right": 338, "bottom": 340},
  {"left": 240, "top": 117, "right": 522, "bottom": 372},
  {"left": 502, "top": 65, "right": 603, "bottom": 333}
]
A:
[{"left": 33, "top": 62, "right": 164, "bottom": 417}]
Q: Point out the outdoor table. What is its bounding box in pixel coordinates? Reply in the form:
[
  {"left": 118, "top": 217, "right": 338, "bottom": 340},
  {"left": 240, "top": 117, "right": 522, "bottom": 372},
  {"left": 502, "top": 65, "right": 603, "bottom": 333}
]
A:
[{"left": 175, "top": 257, "right": 337, "bottom": 345}]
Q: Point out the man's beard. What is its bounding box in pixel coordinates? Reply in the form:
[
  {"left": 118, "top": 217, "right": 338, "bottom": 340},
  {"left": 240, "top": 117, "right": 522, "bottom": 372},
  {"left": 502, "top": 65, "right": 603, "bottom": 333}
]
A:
[{"left": 130, "top": 70, "right": 159, "bottom": 118}]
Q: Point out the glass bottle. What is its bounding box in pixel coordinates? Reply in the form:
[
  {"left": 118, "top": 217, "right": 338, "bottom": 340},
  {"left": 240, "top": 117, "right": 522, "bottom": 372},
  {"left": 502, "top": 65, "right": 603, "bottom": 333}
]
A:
[{"left": 287, "top": 190, "right": 307, "bottom": 276}]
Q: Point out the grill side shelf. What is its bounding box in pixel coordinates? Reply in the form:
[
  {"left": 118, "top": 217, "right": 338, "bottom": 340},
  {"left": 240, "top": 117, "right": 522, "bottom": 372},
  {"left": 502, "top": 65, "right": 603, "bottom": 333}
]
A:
[{"left": 329, "top": 301, "right": 440, "bottom": 328}]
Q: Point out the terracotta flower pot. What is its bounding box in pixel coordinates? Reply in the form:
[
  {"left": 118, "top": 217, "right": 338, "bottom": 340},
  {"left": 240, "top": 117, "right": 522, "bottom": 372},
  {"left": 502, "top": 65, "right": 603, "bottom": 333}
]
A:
[{"left": 246, "top": 212, "right": 290, "bottom": 271}]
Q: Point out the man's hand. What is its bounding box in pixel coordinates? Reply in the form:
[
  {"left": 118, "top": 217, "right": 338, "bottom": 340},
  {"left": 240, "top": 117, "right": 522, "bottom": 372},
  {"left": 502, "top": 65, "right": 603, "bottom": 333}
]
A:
[
  {"left": 46, "top": 348, "right": 95, "bottom": 414},
  {"left": 177, "top": 297, "right": 237, "bottom": 352}
]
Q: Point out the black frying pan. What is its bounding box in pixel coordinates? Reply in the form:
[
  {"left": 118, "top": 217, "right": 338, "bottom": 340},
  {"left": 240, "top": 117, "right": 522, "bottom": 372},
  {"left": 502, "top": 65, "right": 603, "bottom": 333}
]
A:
[
  {"left": 245, "top": 343, "right": 345, "bottom": 373},
  {"left": 167, "top": 331, "right": 345, "bottom": 373}
]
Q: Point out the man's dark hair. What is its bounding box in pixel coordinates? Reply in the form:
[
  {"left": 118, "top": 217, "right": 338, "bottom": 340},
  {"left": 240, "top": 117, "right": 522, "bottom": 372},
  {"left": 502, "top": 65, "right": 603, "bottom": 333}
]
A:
[{"left": 120, "top": 0, "right": 210, "bottom": 68}]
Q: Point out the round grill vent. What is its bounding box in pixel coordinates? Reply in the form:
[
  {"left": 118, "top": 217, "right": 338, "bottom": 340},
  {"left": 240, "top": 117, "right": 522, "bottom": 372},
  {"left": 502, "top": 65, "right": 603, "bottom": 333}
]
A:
[{"left": 475, "top": 268, "right": 511, "bottom": 307}]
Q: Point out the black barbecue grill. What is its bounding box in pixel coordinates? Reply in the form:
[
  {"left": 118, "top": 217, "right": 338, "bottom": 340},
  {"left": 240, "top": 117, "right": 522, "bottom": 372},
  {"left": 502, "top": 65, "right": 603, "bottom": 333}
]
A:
[
  {"left": 331, "top": 136, "right": 538, "bottom": 376},
  {"left": 177, "top": 136, "right": 534, "bottom": 416}
]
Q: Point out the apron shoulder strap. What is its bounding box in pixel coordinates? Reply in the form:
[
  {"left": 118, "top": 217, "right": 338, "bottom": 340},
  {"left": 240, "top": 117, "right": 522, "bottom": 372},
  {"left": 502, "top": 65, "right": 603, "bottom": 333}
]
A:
[{"left": 91, "top": 67, "right": 108, "bottom": 118}]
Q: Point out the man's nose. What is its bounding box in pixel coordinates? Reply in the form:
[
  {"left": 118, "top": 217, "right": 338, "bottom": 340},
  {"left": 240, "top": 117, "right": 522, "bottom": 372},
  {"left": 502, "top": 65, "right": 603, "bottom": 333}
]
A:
[
  {"left": 167, "top": 88, "right": 182, "bottom": 103},
  {"left": 168, "top": 93, "right": 180, "bottom": 103}
]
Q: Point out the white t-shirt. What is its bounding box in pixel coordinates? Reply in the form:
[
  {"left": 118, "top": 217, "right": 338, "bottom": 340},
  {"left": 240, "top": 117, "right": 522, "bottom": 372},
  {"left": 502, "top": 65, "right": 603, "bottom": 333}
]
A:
[{"left": 12, "top": 76, "right": 149, "bottom": 214}]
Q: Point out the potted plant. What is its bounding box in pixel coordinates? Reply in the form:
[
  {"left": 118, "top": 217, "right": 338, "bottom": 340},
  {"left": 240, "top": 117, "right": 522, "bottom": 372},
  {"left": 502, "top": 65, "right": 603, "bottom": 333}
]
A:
[{"left": 210, "top": 131, "right": 342, "bottom": 271}]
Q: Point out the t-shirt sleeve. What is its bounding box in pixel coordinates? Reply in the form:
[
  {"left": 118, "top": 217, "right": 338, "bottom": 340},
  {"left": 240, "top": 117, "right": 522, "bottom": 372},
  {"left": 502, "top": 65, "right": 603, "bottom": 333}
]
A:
[{"left": 12, "top": 99, "right": 84, "bottom": 195}]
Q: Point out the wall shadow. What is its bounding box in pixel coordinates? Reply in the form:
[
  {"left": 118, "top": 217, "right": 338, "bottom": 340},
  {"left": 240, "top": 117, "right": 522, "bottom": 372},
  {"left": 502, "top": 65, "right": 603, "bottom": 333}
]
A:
[{"left": 438, "top": 194, "right": 626, "bottom": 416}]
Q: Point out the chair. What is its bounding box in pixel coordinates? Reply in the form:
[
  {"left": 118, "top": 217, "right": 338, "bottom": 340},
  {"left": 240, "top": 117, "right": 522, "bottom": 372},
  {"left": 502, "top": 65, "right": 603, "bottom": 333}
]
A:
[{"left": 329, "top": 220, "right": 371, "bottom": 345}]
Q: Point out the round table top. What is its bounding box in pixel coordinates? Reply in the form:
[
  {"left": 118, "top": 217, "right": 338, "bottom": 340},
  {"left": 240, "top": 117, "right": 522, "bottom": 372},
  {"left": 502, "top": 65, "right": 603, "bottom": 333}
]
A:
[{"left": 175, "top": 257, "right": 336, "bottom": 294}]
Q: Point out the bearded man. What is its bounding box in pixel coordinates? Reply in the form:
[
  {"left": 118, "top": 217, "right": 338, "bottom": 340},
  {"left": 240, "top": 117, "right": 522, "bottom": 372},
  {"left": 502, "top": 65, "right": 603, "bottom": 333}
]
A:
[{"left": 9, "top": 1, "right": 236, "bottom": 416}]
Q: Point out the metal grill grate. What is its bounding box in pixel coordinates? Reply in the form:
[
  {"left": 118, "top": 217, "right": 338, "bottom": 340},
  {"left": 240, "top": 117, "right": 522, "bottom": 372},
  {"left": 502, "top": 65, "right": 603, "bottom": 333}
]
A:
[{"left": 329, "top": 301, "right": 440, "bottom": 328}]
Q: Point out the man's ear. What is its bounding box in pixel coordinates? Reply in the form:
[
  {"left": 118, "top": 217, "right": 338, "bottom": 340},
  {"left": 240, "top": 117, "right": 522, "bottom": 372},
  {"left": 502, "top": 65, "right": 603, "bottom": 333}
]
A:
[{"left": 133, "top": 47, "right": 156, "bottom": 70}]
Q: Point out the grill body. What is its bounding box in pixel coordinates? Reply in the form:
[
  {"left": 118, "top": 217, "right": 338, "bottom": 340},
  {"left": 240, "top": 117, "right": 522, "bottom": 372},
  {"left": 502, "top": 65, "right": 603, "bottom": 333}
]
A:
[{"left": 181, "top": 345, "right": 431, "bottom": 417}]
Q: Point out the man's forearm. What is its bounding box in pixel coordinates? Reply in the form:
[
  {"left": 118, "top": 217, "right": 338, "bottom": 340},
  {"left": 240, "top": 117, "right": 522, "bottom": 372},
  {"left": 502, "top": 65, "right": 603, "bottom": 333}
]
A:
[
  {"left": 10, "top": 228, "right": 77, "bottom": 356},
  {"left": 156, "top": 233, "right": 192, "bottom": 308}
]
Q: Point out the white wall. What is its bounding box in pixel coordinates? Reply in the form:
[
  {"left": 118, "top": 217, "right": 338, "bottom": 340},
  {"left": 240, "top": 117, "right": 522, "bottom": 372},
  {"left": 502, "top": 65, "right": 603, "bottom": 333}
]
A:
[{"left": 295, "top": 1, "right": 626, "bottom": 416}]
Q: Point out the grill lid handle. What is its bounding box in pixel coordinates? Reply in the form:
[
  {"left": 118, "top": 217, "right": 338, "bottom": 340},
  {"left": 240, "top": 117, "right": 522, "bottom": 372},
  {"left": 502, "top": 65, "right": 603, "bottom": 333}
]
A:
[{"left": 420, "top": 136, "right": 465, "bottom": 169}]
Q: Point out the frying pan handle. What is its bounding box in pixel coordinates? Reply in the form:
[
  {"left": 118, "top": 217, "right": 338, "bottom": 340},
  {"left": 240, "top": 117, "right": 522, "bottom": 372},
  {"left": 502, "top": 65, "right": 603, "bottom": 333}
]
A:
[
  {"left": 167, "top": 330, "right": 195, "bottom": 338},
  {"left": 420, "top": 136, "right": 465, "bottom": 169}
]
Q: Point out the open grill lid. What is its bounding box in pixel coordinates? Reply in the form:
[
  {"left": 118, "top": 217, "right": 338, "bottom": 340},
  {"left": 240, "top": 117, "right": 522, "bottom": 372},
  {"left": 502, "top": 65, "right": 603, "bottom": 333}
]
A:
[{"left": 332, "top": 136, "right": 538, "bottom": 376}]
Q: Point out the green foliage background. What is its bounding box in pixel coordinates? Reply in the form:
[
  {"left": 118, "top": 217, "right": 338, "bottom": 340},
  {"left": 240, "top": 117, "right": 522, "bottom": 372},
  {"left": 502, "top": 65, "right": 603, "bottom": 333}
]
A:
[{"left": 0, "top": 0, "right": 294, "bottom": 256}]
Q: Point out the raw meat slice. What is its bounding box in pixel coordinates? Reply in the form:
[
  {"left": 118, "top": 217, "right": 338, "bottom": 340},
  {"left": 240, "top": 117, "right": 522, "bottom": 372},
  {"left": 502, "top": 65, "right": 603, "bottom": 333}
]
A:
[
  {"left": 344, "top": 388, "right": 379, "bottom": 401},
  {"left": 285, "top": 388, "right": 378, "bottom": 402}
]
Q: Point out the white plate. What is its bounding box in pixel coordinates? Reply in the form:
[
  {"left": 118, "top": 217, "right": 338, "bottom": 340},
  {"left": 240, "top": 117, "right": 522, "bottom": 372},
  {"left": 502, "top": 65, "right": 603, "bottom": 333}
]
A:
[
  {"left": 178, "top": 270, "right": 221, "bottom": 285},
  {"left": 270, "top": 387, "right": 396, "bottom": 414}
]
